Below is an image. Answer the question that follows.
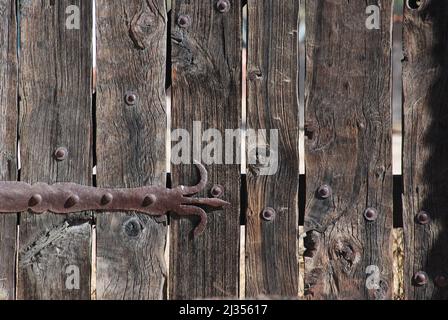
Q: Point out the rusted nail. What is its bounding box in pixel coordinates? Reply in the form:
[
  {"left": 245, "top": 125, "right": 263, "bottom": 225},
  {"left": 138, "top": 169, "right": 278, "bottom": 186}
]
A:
[
  {"left": 435, "top": 275, "right": 448, "bottom": 288},
  {"left": 364, "top": 208, "right": 378, "bottom": 222},
  {"left": 177, "top": 15, "right": 191, "bottom": 28},
  {"left": 65, "top": 194, "right": 80, "bottom": 208},
  {"left": 415, "top": 211, "right": 430, "bottom": 225},
  {"left": 101, "top": 192, "right": 113, "bottom": 206},
  {"left": 54, "top": 147, "right": 68, "bottom": 161},
  {"left": 142, "top": 194, "right": 157, "bottom": 207},
  {"left": 261, "top": 207, "right": 276, "bottom": 221},
  {"left": 210, "top": 185, "right": 224, "bottom": 198},
  {"left": 317, "top": 185, "right": 331, "bottom": 199},
  {"left": 413, "top": 271, "right": 428, "bottom": 287},
  {"left": 216, "top": 0, "right": 230, "bottom": 13},
  {"left": 124, "top": 91, "right": 138, "bottom": 106},
  {"left": 29, "top": 194, "right": 43, "bottom": 207}
]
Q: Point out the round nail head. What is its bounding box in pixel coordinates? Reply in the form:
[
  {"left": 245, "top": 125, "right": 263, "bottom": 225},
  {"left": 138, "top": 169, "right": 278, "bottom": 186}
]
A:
[
  {"left": 261, "top": 207, "right": 276, "bottom": 222},
  {"left": 142, "top": 194, "right": 157, "bottom": 207},
  {"left": 364, "top": 208, "right": 378, "bottom": 222},
  {"left": 177, "top": 15, "right": 191, "bottom": 28},
  {"left": 125, "top": 92, "right": 137, "bottom": 106},
  {"left": 210, "top": 185, "right": 224, "bottom": 198},
  {"left": 413, "top": 271, "right": 428, "bottom": 287},
  {"left": 65, "top": 194, "right": 80, "bottom": 208},
  {"left": 101, "top": 193, "right": 113, "bottom": 206},
  {"left": 54, "top": 147, "right": 68, "bottom": 161},
  {"left": 217, "top": 0, "right": 230, "bottom": 13},
  {"left": 416, "top": 211, "right": 430, "bottom": 225},
  {"left": 317, "top": 185, "right": 331, "bottom": 199},
  {"left": 29, "top": 194, "right": 43, "bottom": 207}
]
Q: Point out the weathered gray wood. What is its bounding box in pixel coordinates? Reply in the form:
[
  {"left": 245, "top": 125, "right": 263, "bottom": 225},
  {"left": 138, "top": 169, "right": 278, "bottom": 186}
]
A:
[
  {"left": 402, "top": 0, "right": 448, "bottom": 300},
  {"left": 245, "top": 0, "right": 299, "bottom": 297},
  {"left": 18, "top": 0, "right": 92, "bottom": 299},
  {"left": 0, "top": 0, "right": 17, "bottom": 301},
  {"left": 304, "top": 0, "right": 393, "bottom": 299},
  {"left": 95, "top": 0, "right": 167, "bottom": 300},
  {"left": 169, "top": 0, "right": 241, "bottom": 299}
]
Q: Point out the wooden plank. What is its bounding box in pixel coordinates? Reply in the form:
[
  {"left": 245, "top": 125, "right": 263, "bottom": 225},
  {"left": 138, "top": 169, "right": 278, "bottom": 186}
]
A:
[
  {"left": 18, "top": 0, "right": 92, "bottom": 299},
  {"left": 304, "top": 0, "right": 393, "bottom": 299},
  {"left": 245, "top": 0, "right": 299, "bottom": 297},
  {"left": 95, "top": 0, "right": 168, "bottom": 300},
  {"left": 402, "top": 1, "right": 448, "bottom": 300},
  {"left": 169, "top": 0, "right": 241, "bottom": 299},
  {"left": 0, "top": 0, "right": 17, "bottom": 301}
]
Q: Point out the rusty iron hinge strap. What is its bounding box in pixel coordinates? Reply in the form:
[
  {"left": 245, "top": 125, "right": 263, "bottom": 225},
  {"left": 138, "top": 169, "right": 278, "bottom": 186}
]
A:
[{"left": 0, "top": 163, "right": 228, "bottom": 236}]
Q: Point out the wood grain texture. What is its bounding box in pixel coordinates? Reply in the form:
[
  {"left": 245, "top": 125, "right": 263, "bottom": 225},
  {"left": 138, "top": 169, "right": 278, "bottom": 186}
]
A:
[
  {"left": 169, "top": 0, "right": 241, "bottom": 299},
  {"left": 95, "top": 0, "right": 167, "bottom": 300},
  {"left": 0, "top": 0, "right": 17, "bottom": 301},
  {"left": 402, "top": 0, "right": 448, "bottom": 300},
  {"left": 304, "top": 0, "right": 393, "bottom": 300},
  {"left": 18, "top": 0, "right": 92, "bottom": 299},
  {"left": 245, "top": 0, "right": 299, "bottom": 297}
]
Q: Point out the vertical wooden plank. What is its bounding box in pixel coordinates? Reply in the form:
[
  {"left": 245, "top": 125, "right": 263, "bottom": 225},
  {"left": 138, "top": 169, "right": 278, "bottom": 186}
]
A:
[
  {"left": 95, "top": 0, "right": 167, "bottom": 300},
  {"left": 169, "top": 0, "right": 241, "bottom": 299},
  {"left": 0, "top": 0, "right": 17, "bottom": 301},
  {"left": 245, "top": 0, "right": 299, "bottom": 297},
  {"left": 18, "top": 0, "right": 92, "bottom": 299},
  {"left": 402, "top": 1, "right": 448, "bottom": 300},
  {"left": 304, "top": 0, "right": 393, "bottom": 299}
]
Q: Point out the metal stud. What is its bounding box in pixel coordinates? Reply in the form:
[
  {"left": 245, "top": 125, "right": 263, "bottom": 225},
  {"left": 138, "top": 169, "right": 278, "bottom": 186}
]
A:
[
  {"left": 101, "top": 193, "right": 113, "bottom": 206},
  {"left": 216, "top": 0, "right": 231, "bottom": 13},
  {"left": 54, "top": 147, "right": 68, "bottom": 161},
  {"left": 65, "top": 194, "right": 80, "bottom": 208},
  {"left": 210, "top": 185, "right": 224, "bottom": 198},
  {"left": 413, "top": 271, "right": 428, "bottom": 287},
  {"left": 261, "top": 207, "right": 276, "bottom": 222},
  {"left": 29, "top": 194, "right": 43, "bottom": 207},
  {"left": 364, "top": 208, "right": 378, "bottom": 222},
  {"left": 142, "top": 194, "right": 157, "bottom": 207},
  {"left": 416, "top": 211, "right": 430, "bottom": 225},
  {"left": 317, "top": 185, "right": 332, "bottom": 199},
  {"left": 124, "top": 92, "right": 138, "bottom": 106}
]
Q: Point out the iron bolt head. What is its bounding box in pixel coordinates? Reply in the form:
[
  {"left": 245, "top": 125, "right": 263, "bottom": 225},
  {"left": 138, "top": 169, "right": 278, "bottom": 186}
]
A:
[
  {"left": 216, "top": 0, "right": 231, "bottom": 13},
  {"left": 435, "top": 275, "right": 448, "bottom": 288},
  {"left": 65, "top": 194, "right": 80, "bottom": 208},
  {"left": 124, "top": 92, "right": 138, "bottom": 106},
  {"left": 142, "top": 194, "right": 157, "bottom": 207},
  {"left": 416, "top": 211, "right": 431, "bottom": 225},
  {"left": 317, "top": 185, "right": 332, "bottom": 199},
  {"left": 413, "top": 271, "right": 428, "bottom": 287},
  {"left": 54, "top": 147, "right": 68, "bottom": 161},
  {"left": 29, "top": 194, "right": 43, "bottom": 207},
  {"left": 364, "top": 208, "right": 378, "bottom": 222},
  {"left": 101, "top": 193, "right": 113, "bottom": 206},
  {"left": 177, "top": 15, "right": 191, "bottom": 28},
  {"left": 261, "top": 207, "right": 276, "bottom": 222},
  {"left": 210, "top": 185, "right": 224, "bottom": 198}
]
